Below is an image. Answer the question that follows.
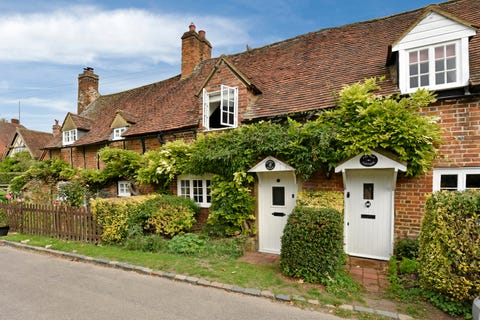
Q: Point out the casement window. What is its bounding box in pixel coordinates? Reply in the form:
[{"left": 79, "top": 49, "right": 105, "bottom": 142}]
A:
[
  {"left": 118, "top": 181, "right": 131, "bottom": 197},
  {"left": 112, "top": 126, "right": 128, "bottom": 140},
  {"left": 392, "top": 11, "right": 475, "bottom": 94},
  {"left": 433, "top": 168, "right": 480, "bottom": 192},
  {"left": 407, "top": 42, "right": 460, "bottom": 91},
  {"left": 62, "top": 129, "right": 77, "bottom": 146},
  {"left": 202, "top": 85, "right": 238, "bottom": 130},
  {"left": 177, "top": 175, "right": 212, "bottom": 207}
]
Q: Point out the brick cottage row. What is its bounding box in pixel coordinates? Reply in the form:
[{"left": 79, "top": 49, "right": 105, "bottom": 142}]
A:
[{"left": 36, "top": 0, "right": 479, "bottom": 260}]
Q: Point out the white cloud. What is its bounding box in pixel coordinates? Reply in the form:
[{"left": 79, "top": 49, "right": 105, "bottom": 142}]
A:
[
  {"left": 0, "top": 5, "right": 249, "bottom": 65},
  {"left": 1, "top": 97, "right": 71, "bottom": 113}
]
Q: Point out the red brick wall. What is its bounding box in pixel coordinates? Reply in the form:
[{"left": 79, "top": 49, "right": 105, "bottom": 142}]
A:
[{"left": 394, "top": 96, "right": 480, "bottom": 239}]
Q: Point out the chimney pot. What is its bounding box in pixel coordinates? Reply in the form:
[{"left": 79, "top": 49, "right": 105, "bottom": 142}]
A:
[
  {"left": 189, "top": 23, "right": 196, "bottom": 32},
  {"left": 198, "top": 30, "right": 205, "bottom": 38}
]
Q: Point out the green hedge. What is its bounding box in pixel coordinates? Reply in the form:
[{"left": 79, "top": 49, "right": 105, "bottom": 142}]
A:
[
  {"left": 91, "top": 194, "right": 199, "bottom": 243},
  {"left": 418, "top": 190, "right": 480, "bottom": 313},
  {"left": 280, "top": 206, "right": 344, "bottom": 283},
  {"left": 0, "top": 172, "right": 22, "bottom": 185}
]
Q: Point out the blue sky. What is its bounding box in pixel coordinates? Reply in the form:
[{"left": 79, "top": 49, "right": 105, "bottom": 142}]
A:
[{"left": 0, "top": 0, "right": 438, "bottom": 132}]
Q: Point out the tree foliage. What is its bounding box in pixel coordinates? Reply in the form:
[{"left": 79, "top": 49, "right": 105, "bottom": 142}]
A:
[
  {"left": 136, "top": 140, "right": 191, "bottom": 189},
  {"left": 323, "top": 78, "right": 442, "bottom": 176}
]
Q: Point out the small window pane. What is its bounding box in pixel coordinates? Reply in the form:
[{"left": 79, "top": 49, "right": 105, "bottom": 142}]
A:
[
  {"left": 446, "top": 70, "right": 456, "bottom": 83},
  {"left": 363, "top": 183, "right": 374, "bottom": 200},
  {"left": 272, "top": 186, "right": 285, "bottom": 206},
  {"left": 435, "top": 60, "right": 444, "bottom": 72},
  {"left": 446, "top": 44, "right": 455, "bottom": 57},
  {"left": 446, "top": 57, "right": 456, "bottom": 70},
  {"left": 436, "top": 72, "right": 445, "bottom": 85},
  {"left": 420, "top": 62, "right": 429, "bottom": 74},
  {"left": 410, "top": 64, "right": 418, "bottom": 75},
  {"left": 409, "top": 51, "right": 417, "bottom": 63},
  {"left": 420, "top": 75, "right": 429, "bottom": 86},
  {"left": 410, "top": 77, "right": 418, "bottom": 88},
  {"left": 435, "top": 46, "right": 444, "bottom": 59},
  {"left": 440, "top": 174, "right": 458, "bottom": 190},
  {"left": 419, "top": 49, "right": 428, "bottom": 61},
  {"left": 466, "top": 174, "right": 480, "bottom": 189}
]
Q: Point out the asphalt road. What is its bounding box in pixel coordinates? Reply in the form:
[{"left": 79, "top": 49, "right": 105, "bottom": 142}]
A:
[{"left": 0, "top": 245, "right": 342, "bottom": 320}]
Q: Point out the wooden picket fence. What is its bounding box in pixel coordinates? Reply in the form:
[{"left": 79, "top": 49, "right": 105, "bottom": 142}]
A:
[{"left": 0, "top": 203, "right": 101, "bottom": 243}]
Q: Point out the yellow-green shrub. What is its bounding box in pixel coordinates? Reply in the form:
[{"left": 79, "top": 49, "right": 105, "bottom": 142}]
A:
[
  {"left": 418, "top": 190, "right": 480, "bottom": 312},
  {"left": 91, "top": 195, "right": 154, "bottom": 243},
  {"left": 91, "top": 194, "right": 199, "bottom": 242},
  {"left": 297, "top": 190, "right": 344, "bottom": 213}
]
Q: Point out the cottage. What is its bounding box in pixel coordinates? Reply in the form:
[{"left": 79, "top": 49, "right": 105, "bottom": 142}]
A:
[{"left": 42, "top": 0, "right": 480, "bottom": 260}]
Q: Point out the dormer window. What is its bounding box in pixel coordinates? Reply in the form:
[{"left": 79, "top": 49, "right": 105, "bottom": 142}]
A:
[
  {"left": 62, "top": 129, "right": 77, "bottom": 146},
  {"left": 202, "top": 85, "right": 238, "bottom": 130},
  {"left": 113, "top": 126, "right": 127, "bottom": 140},
  {"left": 407, "top": 41, "right": 459, "bottom": 91},
  {"left": 392, "top": 10, "right": 476, "bottom": 94}
]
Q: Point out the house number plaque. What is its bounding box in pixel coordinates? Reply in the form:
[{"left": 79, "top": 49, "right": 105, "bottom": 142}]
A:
[
  {"left": 359, "top": 155, "right": 378, "bottom": 167},
  {"left": 265, "top": 159, "right": 275, "bottom": 170}
]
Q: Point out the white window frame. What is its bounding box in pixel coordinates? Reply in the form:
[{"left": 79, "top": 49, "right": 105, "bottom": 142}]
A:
[
  {"left": 433, "top": 168, "right": 480, "bottom": 192},
  {"left": 177, "top": 175, "right": 212, "bottom": 208},
  {"left": 113, "top": 126, "right": 128, "bottom": 141},
  {"left": 62, "top": 129, "right": 77, "bottom": 146},
  {"left": 118, "top": 180, "right": 131, "bottom": 197},
  {"left": 405, "top": 41, "right": 462, "bottom": 92},
  {"left": 202, "top": 85, "right": 238, "bottom": 130},
  {"left": 397, "top": 38, "right": 470, "bottom": 94}
]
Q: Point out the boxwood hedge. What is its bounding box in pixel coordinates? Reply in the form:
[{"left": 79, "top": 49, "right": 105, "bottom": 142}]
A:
[{"left": 280, "top": 206, "right": 344, "bottom": 283}]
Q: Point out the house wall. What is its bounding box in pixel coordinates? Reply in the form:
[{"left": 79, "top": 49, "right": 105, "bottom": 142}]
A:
[{"left": 395, "top": 96, "right": 480, "bottom": 239}]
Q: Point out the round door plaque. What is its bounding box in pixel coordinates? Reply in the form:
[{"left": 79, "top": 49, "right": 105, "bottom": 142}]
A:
[
  {"left": 265, "top": 159, "right": 276, "bottom": 170},
  {"left": 359, "top": 154, "right": 378, "bottom": 167}
]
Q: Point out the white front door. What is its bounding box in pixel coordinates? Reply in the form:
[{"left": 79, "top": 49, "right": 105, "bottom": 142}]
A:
[
  {"left": 344, "top": 169, "right": 394, "bottom": 260},
  {"left": 257, "top": 171, "right": 297, "bottom": 254}
]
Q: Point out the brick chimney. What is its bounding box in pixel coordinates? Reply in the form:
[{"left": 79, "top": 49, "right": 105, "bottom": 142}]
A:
[
  {"left": 10, "top": 119, "right": 19, "bottom": 125},
  {"left": 78, "top": 67, "right": 99, "bottom": 114},
  {"left": 181, "top": 23, "right": 212, "bottom": 79},
  {"left": 52, "top": 119, "right": 61, "bottom": 137}
]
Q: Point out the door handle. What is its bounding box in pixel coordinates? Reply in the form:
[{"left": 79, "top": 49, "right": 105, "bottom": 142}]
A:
[{"left": 272, "top": 212, "right": 286, "bottom": 217}]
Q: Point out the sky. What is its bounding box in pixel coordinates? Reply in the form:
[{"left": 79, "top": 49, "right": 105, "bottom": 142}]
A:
[{"left": 0, "top": 0, "right": 439, "bottom": 133}]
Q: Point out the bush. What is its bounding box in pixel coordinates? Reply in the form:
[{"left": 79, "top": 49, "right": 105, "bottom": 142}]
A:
[
  {"left": 206, "top": 172, "right": 255, "bottom": 236},
  {"left": 167, "top": 233, "right": 206, "bottom": 255},
  {"left": 280, "top": 206, "right": 344, "bottom": 283},
  {"left": 296, "top": 190, "right": 344, "bottom": 213},
  {"left": 418, "top": 190, "right": 480, "bottom": 317},
  {"left": 91, "top": 194, "right": 199, "bottom": 243},
  {"left": 139, "top": 195, "right": 199, "bottom": 237},
  {"left": 91, "top": 196, "right": 150, "bottom": 243},
  {"left": 394, "top": 238, "right": 419, "bottom": 260}
]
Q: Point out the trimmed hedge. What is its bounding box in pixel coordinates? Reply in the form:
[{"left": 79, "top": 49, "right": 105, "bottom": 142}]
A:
[
  {"left": 280, "top": 206, "right": 344, "bottom": 283},
  {"left": 418, "top": 190, "right": 480, "bottom": 311},
  {"left": 91, "top": 194, "right": 199, "bottom": 243},
  {"left": 296, "top": 190, "right": 344, "bottom": 212}
]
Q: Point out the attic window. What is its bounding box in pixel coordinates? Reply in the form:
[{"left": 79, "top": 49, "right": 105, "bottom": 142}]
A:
[
  {"left": 113, "top": 126, "right": 128, "bottom": 140},
  {"left": 407, "top": 41, "right": 459, "bottom": 91},
  {"left": 392, "top": 11, "right": 476, "bottom": 94},
  {"left": 62, "top": 129, "right": 77, "bottom": 146},
  {"left": 202, "top": 85, "right": 238, "bottom": 130}
]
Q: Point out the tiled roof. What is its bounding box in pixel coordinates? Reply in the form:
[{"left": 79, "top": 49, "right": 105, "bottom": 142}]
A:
[
  {"left": 0, "top": 121, "right": 24, "bottom": 157},
  {"left": 14, "top": 128, "right": 52, "bottom": 159},
  {"left": 47, "top": 0, "right": 480, "bottom": 148}
]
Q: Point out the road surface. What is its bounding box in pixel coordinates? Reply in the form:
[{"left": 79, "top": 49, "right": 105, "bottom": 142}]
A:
[{"left": 0, "top": 245, "right": 342, "bottom": 320}]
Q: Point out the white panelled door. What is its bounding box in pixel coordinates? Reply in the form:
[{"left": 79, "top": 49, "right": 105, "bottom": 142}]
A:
[
  {"left": 344, "top": 169, "right": 394, "bottom": 260},
  {"left": 257, "top": 171, "right": 297, "bottom": 254}
]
